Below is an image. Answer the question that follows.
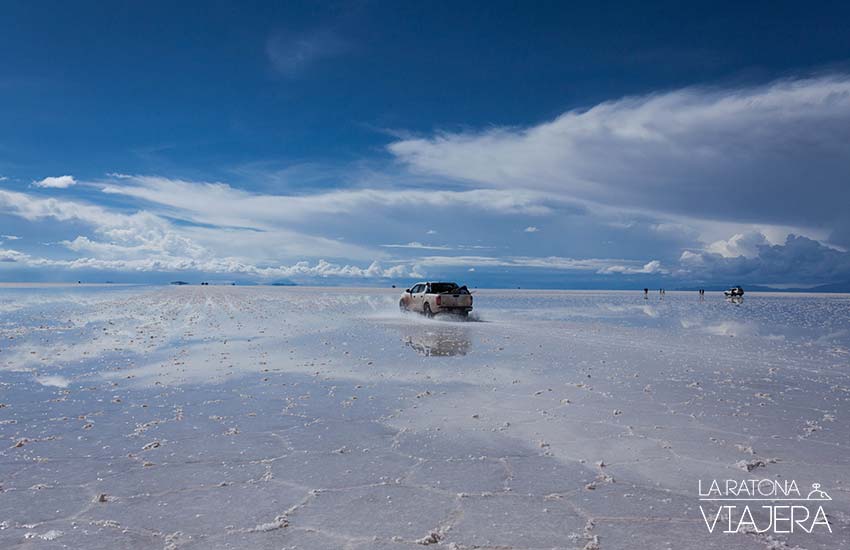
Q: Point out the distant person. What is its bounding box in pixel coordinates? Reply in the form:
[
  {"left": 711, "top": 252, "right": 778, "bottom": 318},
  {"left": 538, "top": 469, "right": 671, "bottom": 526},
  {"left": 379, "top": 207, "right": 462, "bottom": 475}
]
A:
[{"left": 643, "top": 288, "right": 648, "bottom": 299}]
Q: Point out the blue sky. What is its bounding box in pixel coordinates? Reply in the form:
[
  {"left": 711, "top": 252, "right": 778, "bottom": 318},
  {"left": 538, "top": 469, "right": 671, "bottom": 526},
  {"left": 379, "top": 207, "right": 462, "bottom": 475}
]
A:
[{"left": 2, "top": 1, "right": 850, "bottom": 287}]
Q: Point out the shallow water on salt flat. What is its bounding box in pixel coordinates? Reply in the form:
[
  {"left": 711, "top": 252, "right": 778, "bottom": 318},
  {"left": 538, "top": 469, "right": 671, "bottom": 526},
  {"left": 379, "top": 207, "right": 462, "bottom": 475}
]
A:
[{"left": 0, "top": 286, "right": 848, "bottom": 549}]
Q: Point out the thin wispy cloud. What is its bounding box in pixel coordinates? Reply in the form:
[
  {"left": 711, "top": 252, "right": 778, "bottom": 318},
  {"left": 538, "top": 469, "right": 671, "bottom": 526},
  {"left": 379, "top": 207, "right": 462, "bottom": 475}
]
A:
[
  {"left": 97, "top": 176, "right": 553, "bottom": 227},
  {"left": 380, "top": 242, "right": 496, "bottom": 251},
  {"left": 412, "top": 255, "right": 656, "bottom": 272},
  {"left": 380, "top": 242, "right": 454, "bottom": 251},
  {"left": 266, "top": 28, "right": 347, "bottom": 77}
]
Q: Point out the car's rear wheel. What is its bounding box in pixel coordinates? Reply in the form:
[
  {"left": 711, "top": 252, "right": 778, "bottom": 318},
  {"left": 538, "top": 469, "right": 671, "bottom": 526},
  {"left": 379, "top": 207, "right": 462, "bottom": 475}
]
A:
[{"left": 423, "top": 303, "right": 433, "bottom": 318}]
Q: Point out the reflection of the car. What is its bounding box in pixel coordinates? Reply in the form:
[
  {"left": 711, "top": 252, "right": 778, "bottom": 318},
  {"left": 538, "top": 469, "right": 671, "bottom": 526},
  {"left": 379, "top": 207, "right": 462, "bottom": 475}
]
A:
[
  {"left": 402, "top": 326, "right": 472, "bottom": 356},
  {"left": 726, "top": 295, "right": 744, "bottom": 305}
]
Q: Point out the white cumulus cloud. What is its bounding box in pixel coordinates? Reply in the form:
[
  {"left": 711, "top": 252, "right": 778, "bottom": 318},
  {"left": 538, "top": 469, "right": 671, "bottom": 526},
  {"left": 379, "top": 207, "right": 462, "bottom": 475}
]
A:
[
  {"left": 33, "top": 175, "right": 77, "bottom": 188},
  {"left": 707, "top": 231, "right": 769, "bottom": 258}
]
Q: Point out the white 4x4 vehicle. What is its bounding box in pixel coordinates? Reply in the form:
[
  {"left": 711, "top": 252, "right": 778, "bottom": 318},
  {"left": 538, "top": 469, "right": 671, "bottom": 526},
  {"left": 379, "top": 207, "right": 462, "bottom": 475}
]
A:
[{"left": 400, "top": 282, "right": 473, "bottom": 318}]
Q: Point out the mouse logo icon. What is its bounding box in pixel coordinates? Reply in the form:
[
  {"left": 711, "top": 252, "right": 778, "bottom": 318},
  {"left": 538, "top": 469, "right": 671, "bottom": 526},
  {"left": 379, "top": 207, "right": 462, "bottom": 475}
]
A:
[{"left": 806, "top": 483, "right": 831, "bottom": 501}]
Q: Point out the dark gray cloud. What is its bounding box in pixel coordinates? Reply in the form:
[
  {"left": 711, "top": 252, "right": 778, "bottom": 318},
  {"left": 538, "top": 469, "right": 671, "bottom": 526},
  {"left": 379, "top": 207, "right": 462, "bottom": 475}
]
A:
[
  {"left": 829, "top": 218, "right": 850, "bottom": 249},
  {"left": 681, "top": 235, "right": 850, "bottom": 286}
]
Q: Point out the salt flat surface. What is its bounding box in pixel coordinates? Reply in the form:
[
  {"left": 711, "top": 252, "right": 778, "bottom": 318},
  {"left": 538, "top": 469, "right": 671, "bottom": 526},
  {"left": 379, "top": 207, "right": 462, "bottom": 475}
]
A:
[{"left": 0, "top": 287, "right": 848, "bottom": 549}]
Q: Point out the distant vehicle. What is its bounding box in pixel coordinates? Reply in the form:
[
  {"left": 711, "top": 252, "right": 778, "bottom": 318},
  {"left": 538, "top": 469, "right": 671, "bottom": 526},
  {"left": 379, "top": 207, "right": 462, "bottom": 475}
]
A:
[
  {"left": 400, "top": 282, "right": 473, "bottom": 318},
  {"left": 724, "top": 286, "right": 745, "bottom": 297}
]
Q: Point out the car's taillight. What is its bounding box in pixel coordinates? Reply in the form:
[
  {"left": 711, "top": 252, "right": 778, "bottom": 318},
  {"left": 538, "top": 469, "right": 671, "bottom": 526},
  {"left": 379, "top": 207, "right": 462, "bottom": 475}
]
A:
[{"left": 436, "top": 295, "right": 442, "bottom": 305}]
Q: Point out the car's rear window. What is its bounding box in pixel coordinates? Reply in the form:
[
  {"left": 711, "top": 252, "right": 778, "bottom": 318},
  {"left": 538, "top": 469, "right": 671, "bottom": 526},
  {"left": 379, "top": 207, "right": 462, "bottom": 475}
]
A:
[{"left": 430, "top": 283, "right": 460, "bottom": 293}]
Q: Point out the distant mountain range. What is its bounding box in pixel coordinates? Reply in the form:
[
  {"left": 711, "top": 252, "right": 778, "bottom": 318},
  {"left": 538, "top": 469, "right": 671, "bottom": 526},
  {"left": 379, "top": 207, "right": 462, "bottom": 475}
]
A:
[
  {"left": 750, "top": 281, "right": 850, "bottom": 293},
  {"left": 676, "top": 281, "right": 850, "bottom": 293}
]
